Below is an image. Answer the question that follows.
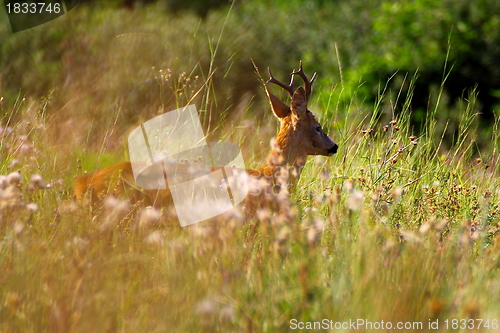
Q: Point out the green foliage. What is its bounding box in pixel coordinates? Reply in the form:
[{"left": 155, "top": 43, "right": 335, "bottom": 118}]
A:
[{"left": 351, "top": 0, "right": 500, "bottom": 137}]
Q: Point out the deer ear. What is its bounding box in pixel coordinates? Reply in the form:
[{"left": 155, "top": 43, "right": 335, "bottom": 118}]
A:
[
  {"left": 291, "top": 87, "right": 307, "bottom": 117},
  {"left": 267, "top": 91, "right": 291, "bottom": 119}
]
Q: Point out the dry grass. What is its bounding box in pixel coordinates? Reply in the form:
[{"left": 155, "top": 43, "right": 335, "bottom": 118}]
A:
[{"left": 1, "top": 70, "right": 500, "bottom": 333}]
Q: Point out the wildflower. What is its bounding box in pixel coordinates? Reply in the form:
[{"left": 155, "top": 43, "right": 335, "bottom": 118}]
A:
[
  {"left": 419, "top": 222, "right": 431, "bottom": 235},
  {"left": 306, "top": 229, "right": 317, "bottom": 247},
  {"left": 26, "top": 203, "right": 38, "bottom": 213},
  {"left": 145, "top": 231, "right": 164, "bottom": 247},
  {"left": 307, "top": 219, "right": 324, "bottom": 247},
  {"left": 389, "top": 187, "right": 403, "bottom": 202},
  {"left": 1, "top": 185, "right": 21, "bottom": 205},
  {"left": 19, "top": 144, "right": 33, "bottom": 156},
  {"left": 13, "top": 222, "right": 24, "bottom": 235},
  {"left": 400, "top": 230, "right": 422, "bottom": 243},
  {"left": 7, "top": 172, "right": 21, "bottom": 185},
  {"left": 347, "top": 189, "right": 364, "bottom": 211},
  {"left": 314, "top": 156, "right": 325, "bottom": 165},
  {"left": 104, "top": 196, "right": 123, "bottom": 211},
  {"left": 30, "top": 174, "right": 46, "bottom": 189},
  {"left": 257, "top": 209, "right": 270, "bottom": 222},
  {"left": 195, "top": 299, "right": 217, "bottom": 317},
  {"left": 138, "top": 207, "right": 161, "bottom": 231},
  {"left": 0, "top": 176, "right": 8, "bottom": 189},
  {"left": 276, "top": 226, "right": 291, "bottom": 245},
  {"left": 8, "top": 160, "right": 20, "bottom": 169},
  {"left": 342, "top": 179, "right": 354, "bottom": 192},
  {"left": 100, "top": 196, "right": 130, "bottom": 232},
  {"left": 312, "top": 218, "right": 325, "bottom": 232},
  {"left": 58, "top": 201, "right": 78, "bottom": 214}
]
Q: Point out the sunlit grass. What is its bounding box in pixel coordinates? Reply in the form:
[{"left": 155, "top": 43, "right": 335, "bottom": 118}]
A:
[{"left": 1, "top": 64, "right": 500, "bottom": 333}]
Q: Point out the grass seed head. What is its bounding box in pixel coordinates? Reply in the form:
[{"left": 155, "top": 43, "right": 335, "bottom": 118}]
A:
[
  {"left": 314, "top": 156, "right": 325, "bottom": 165},
  {"left": 30, "top": 174, "right": 46, "bottom": 189},
  {"left": 307, "top": 227, "right": 320, "bottom": 247},
  {"left": 343, "top": 179, "right": 354, "bottom": 192},
  {"left": 419, "top": 222, "right": 431, "bottom": 235},
  {"left": 26, "top": 203, "right": 38, "bottom": 213},
  {"left": 7, "top": 172, "right": 21, "bottom": 185},
  {"left": 144, "top": 231, "right": 164, "bottom": 247},
  {"left": 138, "top": 207, "right": 161, "bottom": 231},
  {"left": 0, "top": 176, "right": 8, "bottom": 189},
  {"left": 347, "top": 189, "right": 364, "bottom": 211},
  {"left": 8, "top": 160, "right": 21, "bottom": 169},
  {"left": 13, "top": 222, "right": 24, "bottom": 235}
]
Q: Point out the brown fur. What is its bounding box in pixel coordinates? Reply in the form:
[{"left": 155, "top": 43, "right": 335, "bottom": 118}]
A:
[
  {"left": 74, "top": 64, "right": 338, "bottom": 208},
  {"left": 74, "top": 162, "right": 173, "bottom": 207}
]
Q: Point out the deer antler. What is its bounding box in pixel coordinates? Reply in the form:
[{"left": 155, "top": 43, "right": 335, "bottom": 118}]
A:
[
  {"left": 267, "top": 61, "right": 317, "bottom": 100},
  {"left": 292, "top": 61, "right": 317, "bottom": 100},
  {"left": 267, "top": 67, "right": 295, "bottom": 97}
]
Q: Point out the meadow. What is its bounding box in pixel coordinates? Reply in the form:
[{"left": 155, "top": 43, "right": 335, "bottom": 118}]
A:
[{"left": 1, "top": 1, "right": 500, "bottom": 332}]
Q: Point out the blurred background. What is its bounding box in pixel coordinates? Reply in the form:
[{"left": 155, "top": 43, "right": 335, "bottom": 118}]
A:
[{"left": 1, "top": 0, "right": 499, "bottom": 155}]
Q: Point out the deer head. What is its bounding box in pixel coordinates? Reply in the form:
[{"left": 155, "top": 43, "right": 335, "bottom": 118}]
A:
[{"left": 265, "top": 62, "right": 338, "bottom": 169}]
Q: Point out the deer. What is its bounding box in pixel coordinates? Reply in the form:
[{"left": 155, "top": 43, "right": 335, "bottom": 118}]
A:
[{"left": 74, "top": 62, "right": 338, "bottom": 212}]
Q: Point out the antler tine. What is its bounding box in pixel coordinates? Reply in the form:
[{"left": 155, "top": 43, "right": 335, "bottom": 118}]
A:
[
  {"left": 292, "top": 61, "right": 317, "bottom": 99},
  {"left": 267, "top": 67, "right": 295, "bottom": 97}
]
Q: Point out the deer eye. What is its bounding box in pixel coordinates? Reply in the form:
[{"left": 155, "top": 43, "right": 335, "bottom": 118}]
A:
[{"left": 315, "top": 127, "right": 322, "bottom": 133}]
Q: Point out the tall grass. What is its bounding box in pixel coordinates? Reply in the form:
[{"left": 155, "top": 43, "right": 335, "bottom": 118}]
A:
[{"left": 1, "top": 58, "right": 500, "bottom": 332}]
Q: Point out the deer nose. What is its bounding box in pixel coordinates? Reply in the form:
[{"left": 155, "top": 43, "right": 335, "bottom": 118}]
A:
[{"left": 328, "top": 143, "right": 338, "bottom": 155}]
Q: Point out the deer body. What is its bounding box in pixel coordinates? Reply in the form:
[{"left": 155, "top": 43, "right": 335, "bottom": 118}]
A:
[{"left": 74, "top": 63, "right": 338, "bottom": 208}]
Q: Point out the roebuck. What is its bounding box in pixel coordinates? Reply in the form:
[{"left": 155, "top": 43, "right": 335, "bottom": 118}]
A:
[{"left": 74, "top": 62, "right": 338, "bottom": 209}]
